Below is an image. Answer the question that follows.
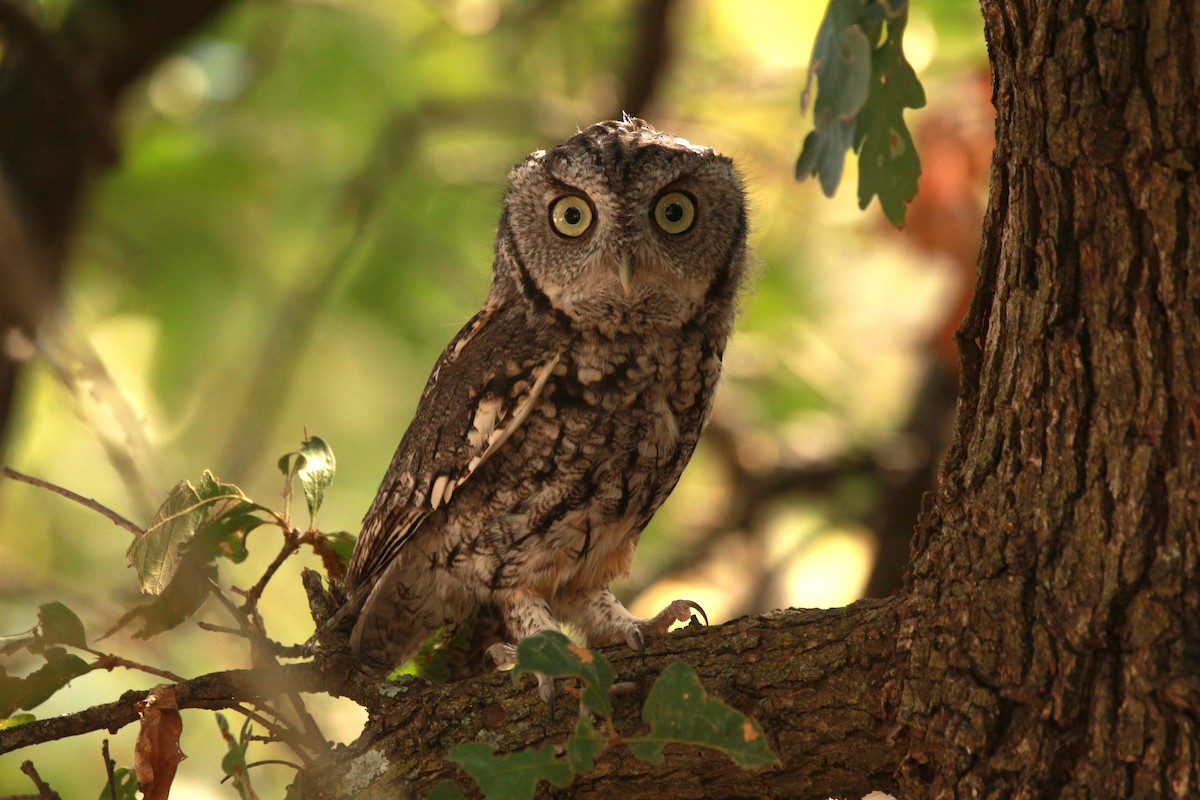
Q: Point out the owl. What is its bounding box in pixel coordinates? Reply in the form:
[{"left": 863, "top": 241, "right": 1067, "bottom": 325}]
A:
[{"left": 339, "top": 118, "right": 748, "bottom": 693}]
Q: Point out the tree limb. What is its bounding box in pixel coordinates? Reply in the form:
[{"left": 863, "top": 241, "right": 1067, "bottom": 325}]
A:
[
  {"left": 295, "top": 599, "right": 903, "bottom": 799},
  {"left": 0, "top": 663, "right": 328, "bottom": 757}
]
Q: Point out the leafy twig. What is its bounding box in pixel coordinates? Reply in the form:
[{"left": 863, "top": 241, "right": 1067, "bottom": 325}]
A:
[
  {"left": 205, "top": 576, "right": 262, "bottom": 643},
  {"left": 197, "top": 622, "right": 308, "bottom": 657},
  {"left": 82, "top": 647, "right": 187, "bottom": 684}
]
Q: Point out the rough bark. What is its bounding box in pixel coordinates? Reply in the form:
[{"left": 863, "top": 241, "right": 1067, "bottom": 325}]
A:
[
  {"left": 295, "top": 601, "right": 901, "bottom": 800},
  {"left": 894, "top": 0, "right": 1200, "bottom": 796}
]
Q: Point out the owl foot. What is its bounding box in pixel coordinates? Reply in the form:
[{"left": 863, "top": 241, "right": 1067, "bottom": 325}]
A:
[
  {"left": 485, "top": 642, "right": 516, "bottom": 669},
  {"left": 623, "top": 599, "right": 708, "bottom": 662},
  {"left": 640, "top": 598, "right": 709, "bottom": 636}
]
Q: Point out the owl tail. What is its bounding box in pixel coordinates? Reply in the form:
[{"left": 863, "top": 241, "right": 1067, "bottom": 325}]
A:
[{"left": 349, "top": 557, "right": 470, "bottom": 672}]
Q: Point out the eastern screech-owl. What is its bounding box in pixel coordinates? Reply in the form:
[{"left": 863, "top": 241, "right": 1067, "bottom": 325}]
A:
[{"left": 341, "top": 118, "right": 747, "bottom": 681}]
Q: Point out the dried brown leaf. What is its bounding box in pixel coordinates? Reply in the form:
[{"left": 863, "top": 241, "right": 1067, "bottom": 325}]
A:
[{"left": 134, "top": 685, "right": 186, "bottom": 800}]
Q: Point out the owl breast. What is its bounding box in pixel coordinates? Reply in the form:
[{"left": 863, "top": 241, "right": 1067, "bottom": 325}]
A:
[{"left": 429, "top": 322, "right": 721, "bottom": 603}]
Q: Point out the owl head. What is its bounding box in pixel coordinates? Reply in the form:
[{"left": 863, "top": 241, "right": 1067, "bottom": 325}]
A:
[{"left": 493, "top": 118, "right": 748, "bottom": 335}]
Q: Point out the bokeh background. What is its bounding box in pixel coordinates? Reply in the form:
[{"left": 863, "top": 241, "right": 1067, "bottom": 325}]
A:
[{"left": 0, "top": 0, "right": 990, "bottom": 795}]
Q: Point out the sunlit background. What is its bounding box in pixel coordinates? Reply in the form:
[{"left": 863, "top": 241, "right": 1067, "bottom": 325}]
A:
[{"left": 0, "top": 0, "right": 989, "bottom": 795}]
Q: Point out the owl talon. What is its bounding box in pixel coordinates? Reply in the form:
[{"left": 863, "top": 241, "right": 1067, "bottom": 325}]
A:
[
  {"left": 537, "top": 673, "right": 556, "bottom": 719},
  {"left": 640, "top": 598, "right": 709, "bottom": 637},
  {"left": 625, "top": 627, "right": 646, "bottom": 664},
  {"left": 686, "top": 600, "right": 709, "bottom": 627}
]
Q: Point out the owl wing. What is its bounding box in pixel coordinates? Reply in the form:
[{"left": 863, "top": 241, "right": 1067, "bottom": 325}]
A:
[{"left": 345, "top": 301, "right": 564, "bottom": 593}]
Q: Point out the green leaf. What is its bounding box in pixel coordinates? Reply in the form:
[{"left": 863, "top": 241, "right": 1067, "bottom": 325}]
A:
[
  {"left": 408, "top": 623, "right": 470, "bottom": 684},
  {"left": 795, "top": 122, "right": 856, "bottom": 197},
  {"left": 812, "top": 24, "right": 873, "bottom": 131},
  {"left": 626, "top": 662, "right": 779, "bottom": 769},
  {"left": 853, "top": 7, "right": 926, "bottom": 225},
  {"left": 191, "top": 473, "right": 264, "bottom": 565},
  {"left": 1, "top": 713, "right": 36, "bottom": 729},
  {"left": 105, "top": 561, "right": 217, "bottom": 640},
  {"left": 129, "top": 472, "right": 253, "bottom": 594},
  {"left": 117, "top": 473, "right": 262, "bottom": 638},
  {"left": 216, "top": 712, "right": 258, "bottom": 800},
  {"left": 447, "top": 742, "right": 573, "bottom": 800},
  {"left": 512, "top": 631, "right": 613, "bottom": 718},
  {"left": 97, "top": 767, "right": 139, "bottom": 800},
  {"left": 129, "top": 480, "right": 206, "bottom": 595},
  {"left": 38, "top": 601, "right": 87, "bottom": 649},
  {"left": 425, "top": 780, "right": 469, "bottom": 800},
  {"left": 279, "top": 436, "right": 336, "bottom": 524},
  {"left": 0, "top": 648, "right": 91, "bottom": 716},
  {"left": 565, "top": 716, "right": 607, "bottom": 773},
  {"left": 322, "top": 530, "right": 356, "bottom": 566},
  {"left": 796, "top": 0, "right": 877, "bottom": 194},
  {"left": 796, "top": 0, "right": 925, "bottom": 225},
  {"left": 190, "top": 504, "right": 267, "bottom": 565}
]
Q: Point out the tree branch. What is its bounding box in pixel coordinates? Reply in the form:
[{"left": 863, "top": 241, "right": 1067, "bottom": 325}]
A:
[
  {"left": 0, "top": 466, "right": 142, "bottom": 535},
  {"left": 0, "top": 664, "right": 327, "bottom": 757},
  {"left": 2, "top": 601, "right": 902, "bottom": 798},
  {"left": 295, "top": 598, "right": 903, "bottom": 799}
]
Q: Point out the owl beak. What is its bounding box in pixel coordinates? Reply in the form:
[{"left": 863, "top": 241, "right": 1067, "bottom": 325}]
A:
[{"left": 617, "top": 253, "right": 634, "bottom": 297}]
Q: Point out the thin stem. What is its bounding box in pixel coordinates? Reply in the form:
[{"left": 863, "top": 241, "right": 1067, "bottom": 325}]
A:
[
  {"left": 19, "top": 761, "right": 60, "bottom": 800},
  {"left": 202, "top": 576, "right": 325, "bottom": 762},
  {"left": 82, "top": 647, "right": 187, "bottom": 684},
  {"left": 228, "top": 704, "right": 315, "bottom": 768},
  {"left": 197, "top": 622, "right": 248, "bottom": 638},
  {"left": 101, "top": 740, "right": 117, "bottom": 800},
  {"left": 205, "top": 575, "right": 260, "bottom": 640},
  {"left": 246, "top": 759, "right": 303, "bottom": 771},
  {"left": 0, "top": 467, "right": 142, "bottom": 536},
  {"left": 240, "top": 529, "right": 300, "bottom": 618}
]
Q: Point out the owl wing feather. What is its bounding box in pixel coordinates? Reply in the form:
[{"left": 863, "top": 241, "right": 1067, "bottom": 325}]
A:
[{"left": 345, "top": 301, "right": 564, "bottom": 594}]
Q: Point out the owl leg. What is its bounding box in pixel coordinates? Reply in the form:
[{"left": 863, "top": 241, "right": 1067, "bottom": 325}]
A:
[
  {"left": 491, "top": 590, "right": 562, "bottom": 713},
  {"left": 556, "top": 588, "right": 707, "bottom": 659}
]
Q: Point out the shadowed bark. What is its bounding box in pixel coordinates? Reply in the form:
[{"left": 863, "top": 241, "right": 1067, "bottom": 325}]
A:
[{"left": 894, "top": 0, "right": 1200, "bottom": 795}]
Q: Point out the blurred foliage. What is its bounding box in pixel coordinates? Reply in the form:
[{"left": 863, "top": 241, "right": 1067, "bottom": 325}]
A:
[
  {"left": 0, "top": 0, "right": 987, "bottom": 796},
  {"left": 796, "top": 0, "right": 927, "bottom": 225}
]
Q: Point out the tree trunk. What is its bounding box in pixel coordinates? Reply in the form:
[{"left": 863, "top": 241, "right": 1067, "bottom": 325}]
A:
[
  {"left": 895, "top": 0, "right": 1200, "bottom": 795},
  {"left": 296, "top": 1, "right": 1200, "bottom": 797}
]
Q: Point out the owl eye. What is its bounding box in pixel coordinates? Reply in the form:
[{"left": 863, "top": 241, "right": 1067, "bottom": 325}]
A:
[
  {"left": 550, "top": 195, "right": 594, "bottom": 238},
  {"left": 652, "top": 191, "right": 696, "bottom": 234}
]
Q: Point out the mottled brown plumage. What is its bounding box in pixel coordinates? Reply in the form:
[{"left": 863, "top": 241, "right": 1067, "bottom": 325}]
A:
[{"left": 341, "top": 118, "right": 748, "bottom": 675}]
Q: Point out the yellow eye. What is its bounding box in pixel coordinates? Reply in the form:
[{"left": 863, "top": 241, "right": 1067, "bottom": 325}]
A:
[
  {"left": 550, "top": 195, "right": 593, "bottom": 237},
  {"left": 653, "top": 191, "right": 696, "bottom": 234}
]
